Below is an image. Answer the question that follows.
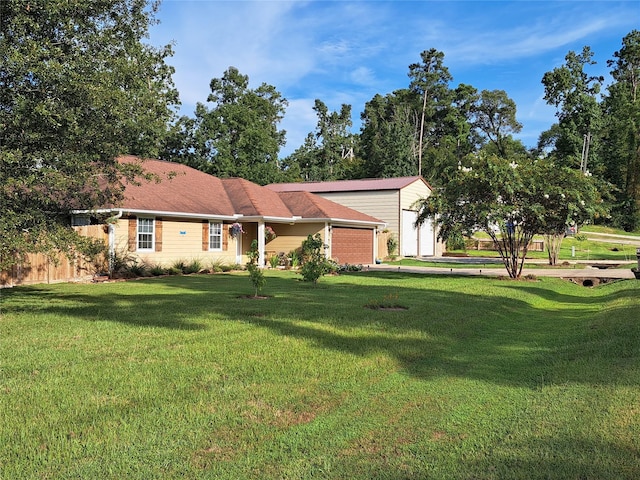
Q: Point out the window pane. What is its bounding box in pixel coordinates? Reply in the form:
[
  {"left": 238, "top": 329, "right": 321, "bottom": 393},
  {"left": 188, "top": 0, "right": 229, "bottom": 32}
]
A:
[
  {"left": 137, "top": 218, "right": 154, "bottom": 250},
  {"left": 138, "top": 218, "right": 153, "bottom": 234},
  {"left": 209, "top": 222, "right": 222, "bottom": 250},
  {"left": 71, "top": 216, "right": 90, "bottom": 227},
  {"left": 139, "top": 234, "right": 153, "bottom": 249}
]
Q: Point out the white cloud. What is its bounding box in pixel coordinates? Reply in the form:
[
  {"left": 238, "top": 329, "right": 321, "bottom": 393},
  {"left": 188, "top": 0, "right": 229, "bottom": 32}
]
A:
[
  {"left": 279, "top": 98, "right": 317, "bottom": 157},
  {"left": 350, "top": 66, "right": 376, "bottom": 86},
  {"left": 152, "top": 0, "right": 638, "bottom": 155},
  {"left": 424, "top": 7, "right": 630, "bottom": 67},
  {"left": 157, "top": 0, "right": 315, "bottom": 111}
]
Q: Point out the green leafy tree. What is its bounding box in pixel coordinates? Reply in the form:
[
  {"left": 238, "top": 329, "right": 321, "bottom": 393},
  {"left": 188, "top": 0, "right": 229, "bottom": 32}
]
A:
[
  {"left": 408, "top": 49, "right": 453, "bottom": 176},
  {"left": 540, "top": 46, "right": 604, "bottom": 171},
  {"left": 535, "top": 162, "right": 607, "bottom": 265},
  {"left": 286, "top": 100, "right": 356, "bottom": 182},
  {"left": 415, "top": 154, "right": 605, "bottom": 278},
  {"left": 0, "top": 0, "right": 178, "bottom": 270},
  {"left": 422, "top": 83, "right": 483, "bottom": 187},
  {"left": 472, "top": 89, "right": 523, "bottom": 159},
  {"left": 359, "top": 91, "right": 418, "bottom": 178},
  {"left": 602, "top": 30, "right": 640, "bottom": 230},
  {"left": 359, "top": 82, "right": 480, "bottom": 187},
  {"left": 166, "top": 67, "right": 287, "bottom": 185},
  {"left": 281, "top": 133, "right": 319, "bottom": 181}
]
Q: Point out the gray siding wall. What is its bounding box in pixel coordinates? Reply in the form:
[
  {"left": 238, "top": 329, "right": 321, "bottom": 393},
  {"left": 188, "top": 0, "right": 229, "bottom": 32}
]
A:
[
  {"left": 399, "top": 179, "right": 431, "bottom": 211},
  {"left": 314, "top": 190, "right": 400, "bottom": 233}
]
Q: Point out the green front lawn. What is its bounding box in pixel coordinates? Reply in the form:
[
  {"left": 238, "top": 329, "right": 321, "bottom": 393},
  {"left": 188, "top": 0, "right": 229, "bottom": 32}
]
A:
[{"left": 2, "top": 271, "right": 639, "bottom": 479}]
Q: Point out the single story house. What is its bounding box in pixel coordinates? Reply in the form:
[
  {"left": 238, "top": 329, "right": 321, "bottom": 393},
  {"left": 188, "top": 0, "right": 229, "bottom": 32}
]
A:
[
  {"left": 266, "top": 176, "right": 442, "bottom": 258},
  {"left": 73, "top": 156, "right": 385, "bottom": 268}
]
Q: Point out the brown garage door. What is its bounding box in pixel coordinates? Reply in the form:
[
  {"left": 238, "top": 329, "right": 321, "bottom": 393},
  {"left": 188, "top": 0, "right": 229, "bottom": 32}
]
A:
[{"left": 331, "top": 227, "right": 373, "bottom": 264}]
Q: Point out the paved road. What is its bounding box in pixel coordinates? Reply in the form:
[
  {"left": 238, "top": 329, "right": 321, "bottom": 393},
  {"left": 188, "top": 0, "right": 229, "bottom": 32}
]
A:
[
  {"left": 364, "top": 231, "right": 640, "bottom": 280},
  {"left": 365, "top": 262, "right": 637, "bottom": 279},
  {"left": 583, "top": 232, "right": 640, "bottom": 246}
]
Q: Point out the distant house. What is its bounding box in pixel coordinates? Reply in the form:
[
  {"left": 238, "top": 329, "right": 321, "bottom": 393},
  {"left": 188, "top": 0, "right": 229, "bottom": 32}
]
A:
[
  {"left": 73, "top": 156, "right": 385, "bottom": 268},
  {"left": 266, "top": 176, "right": 441, "bottom": 258}
]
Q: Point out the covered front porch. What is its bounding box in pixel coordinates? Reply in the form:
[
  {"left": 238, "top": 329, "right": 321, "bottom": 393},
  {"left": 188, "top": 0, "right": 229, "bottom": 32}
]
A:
[{"left": 229, "top": 219, "right": 328, "bottom": 268}]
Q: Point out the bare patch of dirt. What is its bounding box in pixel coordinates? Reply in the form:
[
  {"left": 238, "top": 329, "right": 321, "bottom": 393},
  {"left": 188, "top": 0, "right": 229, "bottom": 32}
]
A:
[
  {"left": 364, "top": 306, "right": 408, "bottom": 311},
  {"left": 237, "top": 295, "right": 269, "bottom": 300}
]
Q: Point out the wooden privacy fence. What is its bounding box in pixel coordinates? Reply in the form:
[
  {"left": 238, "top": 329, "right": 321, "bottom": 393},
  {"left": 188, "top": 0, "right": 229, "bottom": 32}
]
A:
[{"left": 1, "top": 225, "right": 108, "bottom": 288}]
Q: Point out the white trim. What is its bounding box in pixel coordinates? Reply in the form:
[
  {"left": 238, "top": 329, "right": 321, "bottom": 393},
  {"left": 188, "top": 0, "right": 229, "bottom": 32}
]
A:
[
  {"left": 72, "top": 208, "right": 239, "bottom": 222},
  {"left": 107, "top": 210, "right": 122, "bottom": 273},
  {"left": 373, "top": 227, "right": 378, "bottom": 262},
  {"left": 72, "top": 210, "right": 385, "bottom": 229},
  {"left": 235, "top": 231, "right": 243, "bottom": 264},
  {"left": 285, "top": 217, "right": 385, "bottom": 228},
  {"left": 324, "top": 223, "right": 331, "bottom": 259},
  {"left": 136, "top": 217, "right": 155, "bottom": 252},
  {"left": 108, "top": 224, "right": 116, "bottom": 271},
  {"left": 257, "top": 222, "right": 266, "bottom": 268},
  {"left": 208, "top": 221, "right": 223, "bottom": 251}
]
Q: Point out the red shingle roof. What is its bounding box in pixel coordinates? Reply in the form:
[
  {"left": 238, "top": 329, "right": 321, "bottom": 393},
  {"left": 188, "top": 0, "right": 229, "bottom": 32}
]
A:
[
  {"left": 266, "top": 176, "right": 431, "bottom": 193},
  {"left": 117, "top": 156, "right": 235, "bottom": 216},
  {"left": 221, "top": 177, "right": 292, "bottom": 218},
  {"left": 111, "top": 156, "right": 383, "bottom": 225}
]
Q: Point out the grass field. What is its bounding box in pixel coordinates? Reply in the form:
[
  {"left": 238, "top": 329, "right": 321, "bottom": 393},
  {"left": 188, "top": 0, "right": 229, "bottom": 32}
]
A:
[
  {"left": 2, "top": 271, "right": 639, "bottom": 479},
  {"left": 582, "top": 225, "right": 640, "bottom": 237},
  {"left": 441, "top": 235, "right": 639, "bottom": 263}
]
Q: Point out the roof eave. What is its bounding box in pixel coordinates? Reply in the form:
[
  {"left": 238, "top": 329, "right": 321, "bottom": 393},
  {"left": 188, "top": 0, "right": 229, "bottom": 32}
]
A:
[
  {"left": 72, "top": 210, "right": 384, "bottom": 228},
  {"left": 298, "top": 218, "right": 386, "bottom": 228},
  {"left": 72, "top": 208, "right": 241, "bottom": 221},
  {"left": 237, "top": 215, "right": 300, "bottom": 223}
]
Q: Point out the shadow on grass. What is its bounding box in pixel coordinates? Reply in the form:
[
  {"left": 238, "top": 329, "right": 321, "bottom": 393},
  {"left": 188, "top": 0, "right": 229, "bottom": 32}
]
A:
[
  {"left": 499, "top": 281, "right": 638, "bottom": 305},
  {"left": 0, "top": 283, "right": 207, "bottom": 330},
  {"left": 464, "top": 433, "right": 640, "bottom": 480},
  {"left": 3, "top": 272, "right": 639, "bottom": 388},
  {"left": 3, "top": 273, "right": 639, "bottom": 479}
]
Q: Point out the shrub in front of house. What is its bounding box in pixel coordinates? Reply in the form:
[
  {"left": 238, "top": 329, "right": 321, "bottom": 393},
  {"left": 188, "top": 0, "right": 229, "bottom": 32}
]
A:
[
  {"left": 184, "top": 259, "right": 203, "bottom": 274},
  {"left": 246, "top": 240, "right": 266, "bottom": 297},
  {"left": 300, "top": 234, "right": 331, "bottom": 284},
  {"left": 149, "top": 264, "right": 166, "bottom": 276}
]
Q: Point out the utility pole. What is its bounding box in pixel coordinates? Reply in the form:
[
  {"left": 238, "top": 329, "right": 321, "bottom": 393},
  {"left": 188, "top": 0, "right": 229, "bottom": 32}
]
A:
[
  {"left": 418, "top": 88, "right": 427, "bottom": 176},
  {"left": 580, "top": 132, "right": 591, "bottom": 173}
]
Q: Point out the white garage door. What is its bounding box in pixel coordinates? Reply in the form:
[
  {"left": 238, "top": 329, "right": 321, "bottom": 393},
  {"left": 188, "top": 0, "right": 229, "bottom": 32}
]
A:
[
  {"left": 419, "top": 217, "right": 435, "bottom": 256},
  {"left": 401, "top": 210, "right": 418, "bottom": 256},
  {"left": 402, "top": 210, "right": 435, "bottom": 257}
]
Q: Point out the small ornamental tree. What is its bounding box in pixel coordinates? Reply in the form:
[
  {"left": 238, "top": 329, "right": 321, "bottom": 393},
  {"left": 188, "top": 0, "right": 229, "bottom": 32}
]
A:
[
  {"left": 300, "top": 233, "right": 329, "bottom": 284},
  {"left": 535, "top": 161, "right": 607, "bottom": 265},
  {"left": 246, "top": 240, "right": 266, "bottom": 297},
  {"left": 415, "top": 153, "right": 606, "bottom": 278}
]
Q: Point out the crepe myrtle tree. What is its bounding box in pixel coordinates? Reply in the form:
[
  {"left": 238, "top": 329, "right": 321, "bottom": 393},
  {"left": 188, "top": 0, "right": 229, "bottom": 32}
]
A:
[
  {"left": 535, "top": 161, "right": 607, "bottom": 265},
  {"left": 415, "top": 153, "right": 606, "bottom": 278}
]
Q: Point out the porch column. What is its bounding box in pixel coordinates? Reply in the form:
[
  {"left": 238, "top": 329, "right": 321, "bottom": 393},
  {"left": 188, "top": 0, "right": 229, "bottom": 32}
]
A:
[
  {"left": 108, "top": 224, "right": 116, "bottom": 274},
  {"left": 257, "top": 221, "right": 266, "bottom": 268},
  {"left": 373, "top": 227, "right": 378, "bottom": 263},
  {"left": 235, "top": 230, "right": 243, "bottom": 265},
  {"left": 324, "top": 223, "right": 330, "bottom": 259}
]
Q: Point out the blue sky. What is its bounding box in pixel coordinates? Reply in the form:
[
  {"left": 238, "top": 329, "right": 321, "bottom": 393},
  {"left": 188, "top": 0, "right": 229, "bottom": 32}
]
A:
[{"left": 149, "top": 1, "right": 638, "bottom": 157}]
